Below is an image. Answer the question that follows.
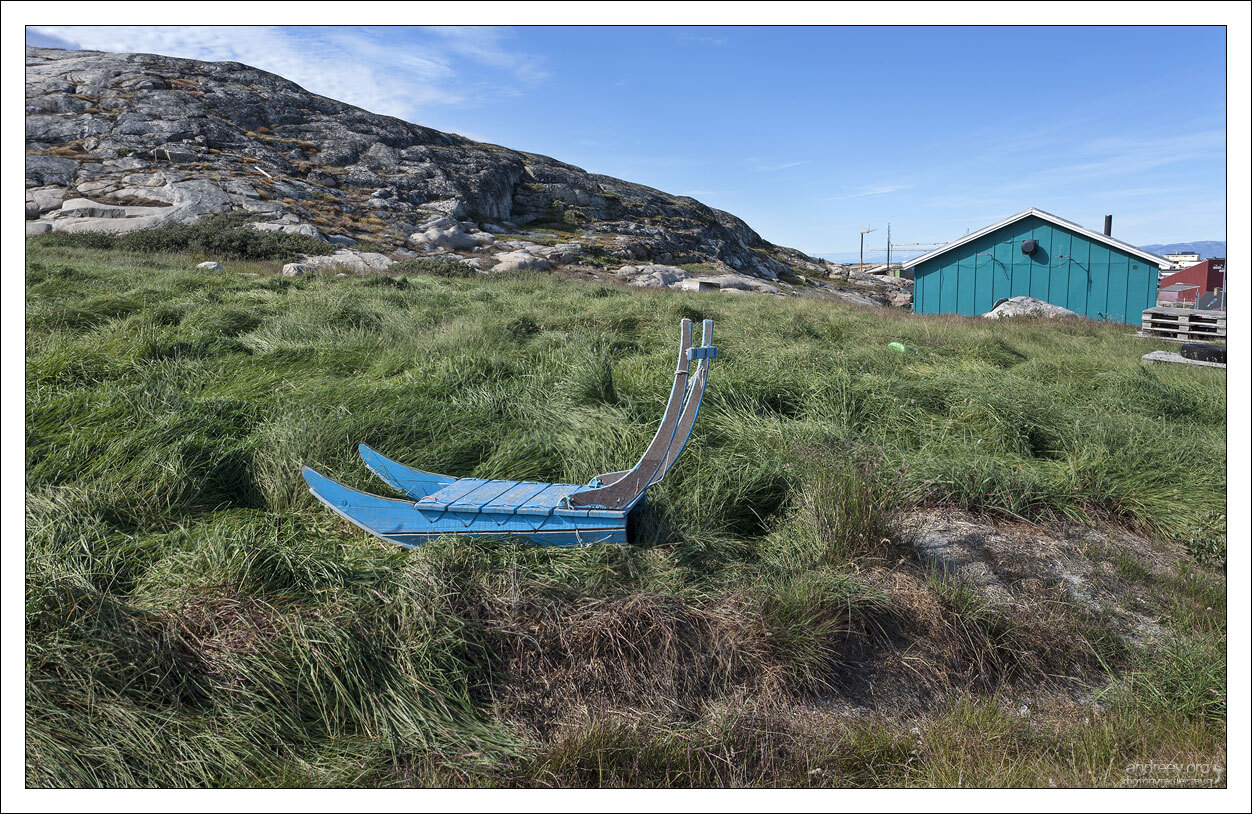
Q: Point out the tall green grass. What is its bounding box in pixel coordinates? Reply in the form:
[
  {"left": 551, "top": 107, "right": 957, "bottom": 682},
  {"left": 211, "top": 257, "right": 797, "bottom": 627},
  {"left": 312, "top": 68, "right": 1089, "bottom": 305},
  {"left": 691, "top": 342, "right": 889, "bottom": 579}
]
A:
[{"left": 25, "top": 244, "right": 1226, "bottom": 787}]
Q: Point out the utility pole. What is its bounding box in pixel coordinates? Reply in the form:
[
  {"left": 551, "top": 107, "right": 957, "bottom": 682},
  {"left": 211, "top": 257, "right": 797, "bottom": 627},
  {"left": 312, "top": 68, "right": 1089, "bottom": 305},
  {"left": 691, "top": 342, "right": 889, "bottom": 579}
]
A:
[
  {"left": 859, "top": 226, "right": 877, "bottom": 269},
  {"left": 886, "top": 222, "right": 891, "bottom": 273},
  {"left": 868, "top": 233, "right": 948, "bottom": 277}
]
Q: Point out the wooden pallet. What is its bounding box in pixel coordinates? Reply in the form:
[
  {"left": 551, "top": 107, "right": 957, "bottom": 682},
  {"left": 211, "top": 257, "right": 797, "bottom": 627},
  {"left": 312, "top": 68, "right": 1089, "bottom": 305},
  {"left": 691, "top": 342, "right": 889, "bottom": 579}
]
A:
[{"left": 1141, "top": 307, "right": 1226, "bottom": 341}]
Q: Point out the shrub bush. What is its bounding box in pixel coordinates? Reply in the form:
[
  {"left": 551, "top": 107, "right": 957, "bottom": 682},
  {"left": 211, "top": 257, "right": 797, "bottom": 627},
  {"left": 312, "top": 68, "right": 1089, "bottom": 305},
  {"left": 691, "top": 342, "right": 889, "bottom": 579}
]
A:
[{"left": 28, "top": 213, "right": 336, "bottom": 262}]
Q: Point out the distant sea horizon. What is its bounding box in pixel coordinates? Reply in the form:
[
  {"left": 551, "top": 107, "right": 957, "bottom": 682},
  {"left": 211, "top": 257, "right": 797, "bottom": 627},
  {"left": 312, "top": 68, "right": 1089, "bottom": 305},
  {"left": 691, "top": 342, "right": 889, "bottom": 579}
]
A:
[{"left": 813, "top": 249, "right": 930, "bottom": 266}]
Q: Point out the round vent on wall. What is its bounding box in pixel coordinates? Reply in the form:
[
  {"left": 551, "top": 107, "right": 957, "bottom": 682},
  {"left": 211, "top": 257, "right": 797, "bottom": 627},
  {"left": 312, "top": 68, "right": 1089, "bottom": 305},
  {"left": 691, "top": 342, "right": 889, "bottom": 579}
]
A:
[{"left": 1021, "top": 239, "right": 1038, "bottom": 255}]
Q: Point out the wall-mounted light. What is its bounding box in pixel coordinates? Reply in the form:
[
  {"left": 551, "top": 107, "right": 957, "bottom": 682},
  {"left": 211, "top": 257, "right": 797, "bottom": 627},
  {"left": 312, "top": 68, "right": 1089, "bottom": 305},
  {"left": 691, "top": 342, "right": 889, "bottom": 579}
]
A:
[{"left": 1021, "top": 239, "right": 1038, "bottom": 255}]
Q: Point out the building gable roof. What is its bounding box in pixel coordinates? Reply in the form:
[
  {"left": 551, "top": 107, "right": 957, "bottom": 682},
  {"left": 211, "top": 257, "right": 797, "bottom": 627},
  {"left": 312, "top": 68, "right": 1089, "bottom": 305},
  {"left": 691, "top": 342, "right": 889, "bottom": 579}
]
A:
[{"left": 900, "top": 208, "right": 1172, "bottom": 270}]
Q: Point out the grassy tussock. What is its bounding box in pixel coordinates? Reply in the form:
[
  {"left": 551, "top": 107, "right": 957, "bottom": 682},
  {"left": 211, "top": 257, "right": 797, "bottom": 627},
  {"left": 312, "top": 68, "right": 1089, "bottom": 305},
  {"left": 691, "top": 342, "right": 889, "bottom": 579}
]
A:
[
  {"left": 24, "top": 244, "right": 1226, "bottom": 787},
  {"left": 768, "top": 444, "right": 901, "bottom": 567}
]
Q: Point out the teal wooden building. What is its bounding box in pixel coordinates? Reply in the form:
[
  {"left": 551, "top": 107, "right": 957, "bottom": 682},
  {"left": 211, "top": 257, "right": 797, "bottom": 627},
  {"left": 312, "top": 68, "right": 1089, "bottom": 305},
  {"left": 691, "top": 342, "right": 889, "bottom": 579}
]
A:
[{"left": 903, "top": 208, "right": 1169, "bottom": 324}]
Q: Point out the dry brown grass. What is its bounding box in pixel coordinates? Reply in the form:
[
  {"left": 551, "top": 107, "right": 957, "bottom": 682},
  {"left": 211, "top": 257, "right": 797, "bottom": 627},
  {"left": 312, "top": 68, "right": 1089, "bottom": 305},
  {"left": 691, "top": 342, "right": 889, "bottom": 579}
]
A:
[
  {"left": 485, "top": 592, "right": 793, "bottom": 735},
  {"left": 155, "top": 585, "right": 285, "bottom": 682}
]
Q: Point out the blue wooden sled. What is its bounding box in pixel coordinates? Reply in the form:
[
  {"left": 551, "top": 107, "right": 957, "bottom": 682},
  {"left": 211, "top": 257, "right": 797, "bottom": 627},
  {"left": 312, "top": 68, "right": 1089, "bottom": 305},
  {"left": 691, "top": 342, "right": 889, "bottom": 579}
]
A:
[{"left": 302, "top": 319, "right": 717, "bottom": 547}]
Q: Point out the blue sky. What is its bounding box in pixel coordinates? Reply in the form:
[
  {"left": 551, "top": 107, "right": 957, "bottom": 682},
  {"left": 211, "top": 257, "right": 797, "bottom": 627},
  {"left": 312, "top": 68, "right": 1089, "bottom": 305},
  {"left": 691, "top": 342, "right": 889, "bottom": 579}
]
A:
[{"left": 28, "top": 25, "right": 1227, "bottom": 257}]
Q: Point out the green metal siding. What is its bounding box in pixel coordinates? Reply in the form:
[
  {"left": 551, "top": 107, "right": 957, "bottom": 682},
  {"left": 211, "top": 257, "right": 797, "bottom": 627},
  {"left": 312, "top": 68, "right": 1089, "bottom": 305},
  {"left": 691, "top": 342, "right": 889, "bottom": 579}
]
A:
[{"left": 912, "top": 215, "right": 1158, "bottom": 324}]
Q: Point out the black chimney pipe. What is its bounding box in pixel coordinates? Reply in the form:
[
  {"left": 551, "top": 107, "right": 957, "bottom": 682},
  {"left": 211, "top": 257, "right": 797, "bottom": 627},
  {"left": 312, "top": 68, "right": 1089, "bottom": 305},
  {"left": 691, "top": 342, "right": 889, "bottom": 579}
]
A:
[{"left": 1104, "top": 215, "right": 1113, "bottom": 236}]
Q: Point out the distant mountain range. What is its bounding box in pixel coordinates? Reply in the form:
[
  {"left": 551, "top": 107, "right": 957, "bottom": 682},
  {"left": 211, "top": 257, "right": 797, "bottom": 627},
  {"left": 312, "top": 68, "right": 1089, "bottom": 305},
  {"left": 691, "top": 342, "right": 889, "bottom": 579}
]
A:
[
  {"left": 1138, "top": 241, "right": 1226, "bottom": 258},
  {"left": 819, "top": 240, "right": 1226, "bottom": 267}
]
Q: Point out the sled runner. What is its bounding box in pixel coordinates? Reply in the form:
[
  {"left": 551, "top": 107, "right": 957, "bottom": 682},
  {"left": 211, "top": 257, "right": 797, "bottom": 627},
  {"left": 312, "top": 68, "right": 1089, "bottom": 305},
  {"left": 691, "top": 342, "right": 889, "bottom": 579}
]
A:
[{"left": 302, "top": 319, "right": 716, "bottom": 547}]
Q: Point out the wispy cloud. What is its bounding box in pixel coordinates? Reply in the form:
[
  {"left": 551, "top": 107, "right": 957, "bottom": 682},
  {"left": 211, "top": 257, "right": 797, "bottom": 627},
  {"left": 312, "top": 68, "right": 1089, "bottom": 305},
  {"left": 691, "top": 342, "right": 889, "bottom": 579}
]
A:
[
  {"left": 24, "top": 28, "right": 79, "bottom": 50},
  {"left": 966, "top": 127, "right": 1227, "bottom": 197},
  {"left": 425, "top": 26, "right": 549, "bottom": 84},
  {"left": 1035, "top": 130, "right": 1226, "bottom": 183},
  {"left": 26, "top": 25, "right": 548, "bottom": 124},
  {"left": 675, "top": 31, "right": 729, "bottom": 46},
  {"left": 749, "top": 159, "right": 809, "bottom": 172},
  {"left": 828, "top": 183, "right": 911, "bottom": 200}
]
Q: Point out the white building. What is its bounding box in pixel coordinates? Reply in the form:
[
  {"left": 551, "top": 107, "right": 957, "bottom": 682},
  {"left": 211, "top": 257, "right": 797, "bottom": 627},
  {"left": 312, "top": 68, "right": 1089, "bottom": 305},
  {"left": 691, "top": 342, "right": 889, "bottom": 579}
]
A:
[{"left": 1163, "top": 252, "right": 1202, "bottom": 270}]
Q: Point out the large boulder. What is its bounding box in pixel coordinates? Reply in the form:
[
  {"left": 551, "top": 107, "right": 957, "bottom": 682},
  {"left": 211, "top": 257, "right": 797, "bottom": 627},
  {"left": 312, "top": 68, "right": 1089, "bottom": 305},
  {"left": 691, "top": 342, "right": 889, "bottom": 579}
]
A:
[
  {"left": 534, "top": 243, "right": 586, "bottom": 265},
  {"left": 983, "top": 296, "right": 1079, "bottom": 319},
  {"left": 672, "top": 278, "right": 726, "bottom": 293},
  {"left": 45, "top": 197, "right": 177, "bottom": 233},
  {"left": 888, "top": 290, "right": 914, "bottom": 308},
  {"left": 291, "top": 249, "right": 394, "bottom": 274},
  {"left": 704, "top": 273, "right": 781, "bottom": 294},
  {"left": 25, "top": 186, "right": 69, "bottom": 218},
  {"left": 35, "top": 180, "right": 233, "bottom": 234},
  {"left": 408, "top": 216, "right": 487, "bottom": 251},
  {"left": 671, "top": 275, "right": 781, "bottom": 295},
  {"left": 55, "top": 198, "right": 146, "bottom": 219},
  {"left": 627, "top": 266, "right": 689, "bottom": 288},
  {"left": 489, "top": 250, "right": 551, "bottom": 273}
]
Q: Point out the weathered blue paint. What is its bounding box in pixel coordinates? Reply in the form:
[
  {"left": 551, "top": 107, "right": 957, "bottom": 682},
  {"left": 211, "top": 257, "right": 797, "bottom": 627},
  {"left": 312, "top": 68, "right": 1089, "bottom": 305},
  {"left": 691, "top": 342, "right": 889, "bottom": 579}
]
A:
[
  {"left": 358, "top": 443, "right": 454, "bottom": 498},
  {"left": 911, "top": 215, "right": 1158, "bottom": 324},
  {"left": 302, "top": 319, "right": 717, "bottom": 548},
  {"left": 302, "top": 466, "right": 629, "bottom": 545}
]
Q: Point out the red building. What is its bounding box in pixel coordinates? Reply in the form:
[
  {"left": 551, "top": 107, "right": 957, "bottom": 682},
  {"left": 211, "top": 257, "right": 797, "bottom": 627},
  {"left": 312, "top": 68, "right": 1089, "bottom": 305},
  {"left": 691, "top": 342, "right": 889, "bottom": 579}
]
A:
[{"left": 1157, "top": 259, "right": 1226, "bottom": 306}]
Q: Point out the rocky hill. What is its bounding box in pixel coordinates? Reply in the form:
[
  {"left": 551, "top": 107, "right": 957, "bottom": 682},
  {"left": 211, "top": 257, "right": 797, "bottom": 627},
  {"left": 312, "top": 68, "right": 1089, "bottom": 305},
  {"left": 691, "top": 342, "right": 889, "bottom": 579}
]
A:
[{"left": 25, "top": 45, "right": 911, "bottom": 303}]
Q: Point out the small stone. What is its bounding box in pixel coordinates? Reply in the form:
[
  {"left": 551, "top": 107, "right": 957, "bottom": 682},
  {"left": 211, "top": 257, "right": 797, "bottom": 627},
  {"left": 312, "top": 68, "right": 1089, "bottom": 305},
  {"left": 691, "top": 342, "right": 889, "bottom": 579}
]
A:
[{"left": 196, "top": 261, "right": 222, "bottom": 271}]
